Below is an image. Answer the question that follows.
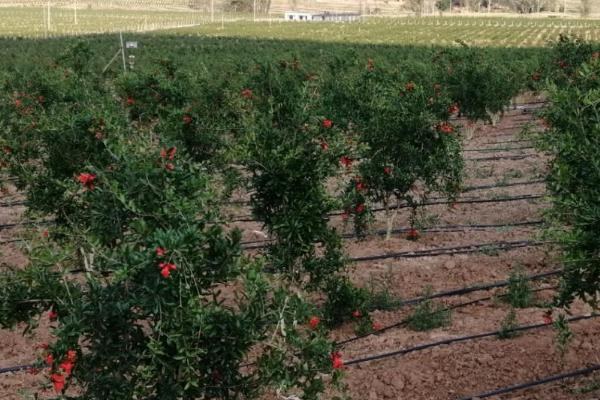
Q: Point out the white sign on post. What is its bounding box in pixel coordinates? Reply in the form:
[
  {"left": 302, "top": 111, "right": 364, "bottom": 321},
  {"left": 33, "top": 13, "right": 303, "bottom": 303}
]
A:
[{"left": 125, "top": 41, "right": 138, "bottom": 49}]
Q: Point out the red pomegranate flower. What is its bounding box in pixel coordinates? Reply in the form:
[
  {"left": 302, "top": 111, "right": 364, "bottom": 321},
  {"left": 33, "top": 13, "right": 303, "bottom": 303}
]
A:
[
  {"left": 48, "top": 309, "right": 58, "bottom": 321},
  {"left": 355, "top": 179, "right": 366, "bottom": 192},
  {"left": 437, "top": 122, "right": 454, "bottom": 134},
  {"left": 77, "top": 173, "right": 96, "bottom": 191},
  {"left": 241, "top": 88, "right": 253, "bottom": 99},
  {"left": 352, "top": 310, "right": 362, "bottom": 318},
  {"left": 51, "top": 373, "right": 65, "bottom": 393},
  {"left": 126, "top": 96, "right": 135, "bottom": 106},
  {"left": 405, "top": 82, "right": 416, "bottom": 92},
  {"left": 159, "top": 262, "right": 177, "bottom": 278},
  {"left": 160, "top": 147, "right": 177, "bottom": 161},
  {"left": 367, "top": 58, "right": 375, "bottom": 71},
  {"left": 340, "top": 156, "right": 352, "bottom": 168},
  {"left": 66, "top": 350, "right": 77, "bottom": 363},
  {"left": 330, "top": 352, "right": 344, "bottom": 369},
  {"left": 341, "top": 211, "right": 350, "bottom": 221},
  {"left": 45, "top": 354, "right": 54, "bottom": 366},
  {"left": 155, "top": 247, "right": 167, "bottom": 257},
  {"left": 384, "top": 166, "right": 392, "bottom": 175},
  {"left": 183, "top": 114, "right": 192, "bottom": 125},
  {"left": 322, "top": 119, "right": 333, "bottom": 129},
  {"left": 309, "top": 316, "right": 320, "bottom": 330},
  {"left": 59, "top": 361, "right": 74, "bottom": 376},
  {"left": 372, "top": 321, "right": 383, "bottom": 331},
  {"left": 407, "top": 228, "right": 420, "bottom": 241},
  {"left": 448, "top": 104, "right": 460, "bottom": 114},
  {"left": 355, "top": 204, "right": 365, "bottom": 214},
  {"left": 320, "top": 140, "right": 329, "bottom": 151}
]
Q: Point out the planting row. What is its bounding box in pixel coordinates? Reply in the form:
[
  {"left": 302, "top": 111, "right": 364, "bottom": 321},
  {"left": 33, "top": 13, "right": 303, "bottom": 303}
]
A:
[{"left": 0, "top": 35, "right": 596, "bottom": 399}]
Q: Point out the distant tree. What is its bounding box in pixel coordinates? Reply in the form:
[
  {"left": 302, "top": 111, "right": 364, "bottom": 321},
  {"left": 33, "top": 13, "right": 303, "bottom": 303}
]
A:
[
  {"left": 436, "top": 0, "right": 451, "bottom": 10},
  {"left": 580, "top": 0, "right": 592, "bottom": 16},
  {"left": 406, "top": 0, "right": 425, "bottom": 15}
]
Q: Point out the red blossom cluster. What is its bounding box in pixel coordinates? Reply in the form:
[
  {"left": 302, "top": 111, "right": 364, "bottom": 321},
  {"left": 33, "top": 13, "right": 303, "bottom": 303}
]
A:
[
  {"left": 308, "top": 316, "right": 320, "bottom": 330},
  {"left": 77, "top": 173, "right": 97, "bottom": 191},
  {"left": 448, "top": 104, "right": 460, "bottom": 114},
  {"left": 340, "top": 156, "right": 352, "bottom": 168},
  {"left": 367, "top": 58, "right": 375, "bottom": 71},
  {"left": 241, "top": 88, "right": 253, "bottom": 99},
  {"left": 437, "top": 122, "right": 454, "bottom": 134},
  {"left": 156, "top": 247, "right": 176, "bottom": 278},
  {"left": 48, "top": 309, "right": 58, "bottom": 321},
  {"left": 48, "top": 349, "right": 77, "bottom": 393},
  {"left": 322, "top": 119, "right": 333, "bottom": 129},
  {"left": 330, "top": 352, "right": 344, "bottom": 369},
  {"left": 160, "top": 147, "right": 177, "bottom": 171},
  {"left": 407, "top": 228, "right": 420, "bottom": 241},
  {"left": 355, "top": 177, "right": 366, "bottom": 192}
]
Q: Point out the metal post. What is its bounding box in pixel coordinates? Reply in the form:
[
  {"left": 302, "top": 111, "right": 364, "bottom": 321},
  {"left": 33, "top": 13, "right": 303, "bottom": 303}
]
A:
[
  {"left": 253, "top": 0, "right": 256, "bottom": 22},
  {"left": 119, "top": 32, "right": 127, "bottom": 73},
  {"left": 211, "top": 0, "right": 214, "bottom": 22},
  {"left": 47, "top": 0, "right": 51, "bottom": 32},
  {"left": 74, "top": 0, "right": 78, "bottom": 25}
]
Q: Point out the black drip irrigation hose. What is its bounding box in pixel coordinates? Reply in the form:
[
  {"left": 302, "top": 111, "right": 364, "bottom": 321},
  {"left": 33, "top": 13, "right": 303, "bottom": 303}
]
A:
[
  {"left": 0, "top": 238, "right": 23, "bottom": 245},
  {"left": 241, "top": 220, "right": 544, "bottom": 249},
  {"left": 483, "top": 138, "right": 534, "bottom": 145},
  {"left": 233, "top": 193, "right": 545, "bottom": 222},
  {"left": 0, "top": 364, "right": 35, "bottom": 375},
  {"left": 457, "top": 364, "right": 600, "bottom": 400},
  {"left": 344, "top": 314, "right": 599, "bottom": 367},
  {"left": 0, "top": 200, "right": 26, "bottom": 208},
  {"left": 466, "top": 153, "right": 539, "bottom": 162},
  {"left": 227, "top": 179, "right": 545, "bottom": 210},
  {"left": 461, "top": 179, "right": 545, "bottom": 193},
  {"left": 343, "top": 194, "right": 545, "bottom": 218},
  {"left": 463, "top": 146, "right": 536, "bottom": 153},
  {"left": 348, "top": 239, "right": 545, "bottom": 263},
  {"left": 335, "top": 284, "right": 559, "bottom": 348},
  {"left": 0, "top": 220, "right": 52, "bottom": 231}
]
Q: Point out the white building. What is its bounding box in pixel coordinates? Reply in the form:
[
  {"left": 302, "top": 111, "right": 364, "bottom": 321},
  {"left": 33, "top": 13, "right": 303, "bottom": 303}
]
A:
[{"left": 284, "top": 11, "right": 361, "bottom": 21}]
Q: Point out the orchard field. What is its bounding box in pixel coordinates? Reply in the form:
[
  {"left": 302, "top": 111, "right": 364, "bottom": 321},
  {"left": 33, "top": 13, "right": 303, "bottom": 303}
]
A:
[{"left": 0, "top": 12, "right": 599, "bottom": 400}]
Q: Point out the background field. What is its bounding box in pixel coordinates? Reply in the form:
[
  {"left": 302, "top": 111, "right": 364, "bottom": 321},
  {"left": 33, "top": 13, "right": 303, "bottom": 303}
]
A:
[{"left": 1, "top": 5, "right": 600, "bottom": 45}]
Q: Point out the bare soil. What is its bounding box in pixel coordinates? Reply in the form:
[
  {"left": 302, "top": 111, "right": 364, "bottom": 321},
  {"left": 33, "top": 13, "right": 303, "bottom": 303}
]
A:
[{"left": 1, "top": 106, "right": 598, "bottom": 400}]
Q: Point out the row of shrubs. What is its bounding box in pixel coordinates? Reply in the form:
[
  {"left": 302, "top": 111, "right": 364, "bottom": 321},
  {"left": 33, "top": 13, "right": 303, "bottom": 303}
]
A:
[{"left": 0, "top": 36, "right": 587, "bottom": 399}]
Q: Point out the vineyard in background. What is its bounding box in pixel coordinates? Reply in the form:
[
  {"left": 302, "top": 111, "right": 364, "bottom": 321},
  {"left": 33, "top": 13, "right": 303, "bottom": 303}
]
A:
[
  {"left": 0, "top": 7, "right": 598, "bottom": 399},
  {"left": 1, "top": 5, "right": 600, "bottom": 44}
]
